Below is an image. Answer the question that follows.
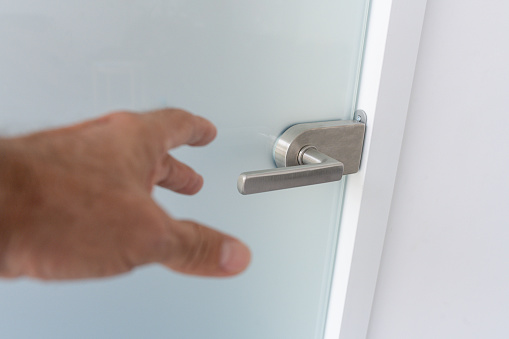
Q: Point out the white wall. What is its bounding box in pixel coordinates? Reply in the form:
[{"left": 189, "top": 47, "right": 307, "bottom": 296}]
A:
[{"left": 367, "top": 1, "right": 509, "bottom": 338}]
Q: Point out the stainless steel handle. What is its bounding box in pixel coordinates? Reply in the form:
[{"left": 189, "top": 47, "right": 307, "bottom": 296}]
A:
[
  {"left": 237, "top": 111, "right": 367, "bottom": 195},
  {"left": 238, "top": 147, "right": 344, "bottom": 195}
]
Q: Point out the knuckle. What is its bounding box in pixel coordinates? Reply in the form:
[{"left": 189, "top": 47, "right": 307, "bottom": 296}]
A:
[
  {"left": 168, "top": 109, "right": 195, "bottom": 127},
  {"left": 165, "top": 108, "right": 192, "bottom": 118},
  {"left": 176, "top": 222, "right": 216, "bottom": 272},
  {"left": 104, "top": 111, "right": 155, "bottom": 150},
  {"left": 105, "top": 111, "right": 139, "bottom": 122},
  {"left": 103, "top": 111, "right": 146, "bottom": 135}
]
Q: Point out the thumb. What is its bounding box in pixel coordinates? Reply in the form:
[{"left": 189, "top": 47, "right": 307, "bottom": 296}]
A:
[{"left": 161, "top": 218, "right": 251, "bottom": 277}]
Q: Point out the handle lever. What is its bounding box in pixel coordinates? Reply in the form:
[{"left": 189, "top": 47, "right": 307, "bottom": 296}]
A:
[{"left": 238, "top": 146, "right": 344, "bottom": 195}]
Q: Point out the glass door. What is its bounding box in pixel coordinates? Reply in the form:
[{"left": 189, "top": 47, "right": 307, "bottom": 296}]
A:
[{"left": 0, "top": 1, "right": 371, "bottom": 338}]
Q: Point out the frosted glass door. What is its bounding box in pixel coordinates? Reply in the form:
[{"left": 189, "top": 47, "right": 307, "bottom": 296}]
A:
[{"left": 0, "top": 1, "right": 370, "bottom": 338}]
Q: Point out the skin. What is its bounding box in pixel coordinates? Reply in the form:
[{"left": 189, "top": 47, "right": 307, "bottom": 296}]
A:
[{"left": 0, "top": 108, "right": 251, "bottom": 280}]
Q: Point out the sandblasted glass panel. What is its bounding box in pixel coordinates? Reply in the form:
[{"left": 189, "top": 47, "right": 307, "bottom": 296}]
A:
[{"left": 0, "top": 1, "right": 370, "bottom": 338}]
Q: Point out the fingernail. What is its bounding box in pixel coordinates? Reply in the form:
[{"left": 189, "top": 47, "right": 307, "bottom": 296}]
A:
[{"left": 220, "top": 239, "right": 251, "bottom": 273}]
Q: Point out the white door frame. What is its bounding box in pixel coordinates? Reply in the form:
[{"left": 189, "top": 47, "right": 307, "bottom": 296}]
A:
[{"left": 325, "top": 0, "right": 428, "bottom": 338}]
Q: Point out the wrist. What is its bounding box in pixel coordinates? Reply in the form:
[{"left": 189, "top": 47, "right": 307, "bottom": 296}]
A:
[{"left": 0, "top": 138, "right": 39, "bottom": 276}]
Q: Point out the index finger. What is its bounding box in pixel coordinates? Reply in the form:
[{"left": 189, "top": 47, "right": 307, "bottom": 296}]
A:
[{"left": 140, "top": 108, "right": 217, "bottom": 150}]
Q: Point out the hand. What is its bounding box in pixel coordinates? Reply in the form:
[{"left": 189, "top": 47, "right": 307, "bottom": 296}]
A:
[{"left": 0, "top": 109, "right": 250, "bottom": 280}]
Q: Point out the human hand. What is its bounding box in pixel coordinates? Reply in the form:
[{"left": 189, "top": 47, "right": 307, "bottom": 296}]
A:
[{"left": 0, "top": 109, "right": 250, "bottom": 280}]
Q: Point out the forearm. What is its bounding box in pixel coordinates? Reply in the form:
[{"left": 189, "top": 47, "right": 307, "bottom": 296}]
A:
[{"left": 0, "top": 139, "right": 16, "bottom": 274}]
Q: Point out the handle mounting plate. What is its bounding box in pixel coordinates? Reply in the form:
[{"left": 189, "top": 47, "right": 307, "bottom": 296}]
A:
[{"left": 274, "top": 117, "right": 366, "bottom": 175}]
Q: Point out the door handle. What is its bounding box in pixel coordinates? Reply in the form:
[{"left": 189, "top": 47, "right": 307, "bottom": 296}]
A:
[
  {"left": 238, "top": 146, "right": 344, "bottom": 195},
  {"left": 237, "top": 111, "right": 366, "bottom": 195}
]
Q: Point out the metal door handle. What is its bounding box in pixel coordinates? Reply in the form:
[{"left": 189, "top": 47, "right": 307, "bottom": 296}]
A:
[
  {"left": 238, "top": 146, "right": 344, "bottom": 195},
  {"left": 237, "top": 111, "right": 367, "bottom": 195}
]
